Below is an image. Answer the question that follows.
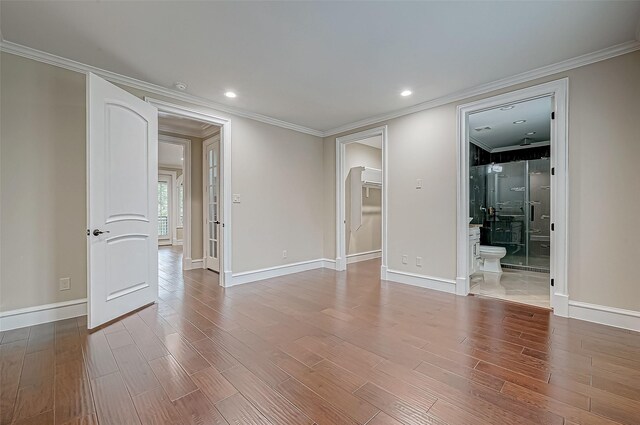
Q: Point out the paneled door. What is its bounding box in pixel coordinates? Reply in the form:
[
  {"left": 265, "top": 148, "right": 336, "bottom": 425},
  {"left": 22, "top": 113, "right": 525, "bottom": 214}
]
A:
[
  {"left": 87, "top": 73, "right": 158, "bottom": 329},
  {"left": 204, "top": 137, "right": 220, "bottom": 272}
]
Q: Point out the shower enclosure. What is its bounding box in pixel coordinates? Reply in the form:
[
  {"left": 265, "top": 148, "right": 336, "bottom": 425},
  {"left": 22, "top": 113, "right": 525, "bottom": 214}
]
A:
[{"left": 470, "top": 158, "right": 550, "bottom": 270}]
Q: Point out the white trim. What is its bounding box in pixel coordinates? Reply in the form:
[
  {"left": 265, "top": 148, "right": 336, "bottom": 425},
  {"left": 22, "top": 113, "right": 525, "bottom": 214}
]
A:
[
  {"left": 183, "top": 258, "right": 204, "bottom": 271},
  {"left": 158, "top": 134, "right": 191, "bottom": 266},
  {"left": 323, "top": 40, "right": 640, "bottom": 136},
  {"left": 489, "top": 141, "right": 550, "bottom": 153},
  {"left": 229, "top": 259, "right": 327, "bottom": 287},
  {"left": 0, "top": 299, "right": 87, "bottom": 331},
  {"left": 321, "top": 258, "right": 337, "bottom": 270},
  {"left": 0, "top": 40, "right": 324, "bottom": 137},
  {"left": 456, "top": 79, "right": 569, "bottom": 317},
  {"left": 568, "top": 301, "right": 640, "bottom": 332},
  {"left": 335, "top": 126, "right": 388, "bottom": 275},
  {"left": 346, "top": 250, "right": 382, "bottom": 264},
  {"left": 384, "top": 270, "right": 457, "bottom": 294},
  {"left": 147, "top": 99, "right": 231, "bottom": 287}
]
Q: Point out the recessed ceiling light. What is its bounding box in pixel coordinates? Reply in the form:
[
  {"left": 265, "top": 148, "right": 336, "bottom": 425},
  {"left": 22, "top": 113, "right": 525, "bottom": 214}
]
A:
[
  {"left": 500, "top": 105, "right": 515, "bottom": 110},
  {"left": 513, "top": 120, "right": 526, "bottom": 124},
  {"left": 525, "top": 131, "right": 536, "bottom": 136},
  {"left": 224, "top": 91, "right": 237, "bottom": 98},
  {"left": 174, "top": 82, "right": 187, "bottom": 91},
  {"left": 400, "top": 90, "right": 412, "bottom": 97}
]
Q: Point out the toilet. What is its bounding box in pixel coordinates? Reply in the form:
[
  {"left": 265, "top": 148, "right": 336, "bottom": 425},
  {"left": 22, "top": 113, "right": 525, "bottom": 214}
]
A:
[{"left": 479, "top": 245, "right": 507, "bottom": 273}]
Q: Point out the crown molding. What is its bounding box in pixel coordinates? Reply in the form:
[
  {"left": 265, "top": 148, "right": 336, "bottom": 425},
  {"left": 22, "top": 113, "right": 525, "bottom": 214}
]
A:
[
  {"left": 0, "top": 40, "right": 325, "bottom": 137},
  {"left": 323, "top": 40, "right": 640, "bottom": 137},
  {"left": 2, "top": 38, "right": 639, "bottom": 139}
]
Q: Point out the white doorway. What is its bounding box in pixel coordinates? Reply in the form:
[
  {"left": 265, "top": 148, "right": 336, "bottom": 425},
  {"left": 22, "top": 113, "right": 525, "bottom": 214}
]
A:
[
  {"left": 203, "top": 136, "right": 221, "bottom": 273},
  {"left": 146, "top": 98, "right": 232, "bottom": 286},
  {"left": 456, "top": 79, "right": 569, "bottom": 316},
  {"left": 335, "top": 126, "right": 388, "bottom": 277}
]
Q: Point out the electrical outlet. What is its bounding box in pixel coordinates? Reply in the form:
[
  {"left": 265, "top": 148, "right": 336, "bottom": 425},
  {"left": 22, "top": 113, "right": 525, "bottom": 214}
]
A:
[
  {"left": 416, "top": 256, "right": 423, "bottom": 267},
  {"left": 416, "top": 179, "right": 423, "bottom": 189},
  {"left": 402, "top": 255, "right": 408, "bottom": 265},
  {"left": 282, "top": 250, "right": 287, "bottom": 259},
  {"left": 59, "top": 277, "right": 70, "bottom": 291},
  {"left": 232, "top": 194, "right": 241, "bottom": 203}
]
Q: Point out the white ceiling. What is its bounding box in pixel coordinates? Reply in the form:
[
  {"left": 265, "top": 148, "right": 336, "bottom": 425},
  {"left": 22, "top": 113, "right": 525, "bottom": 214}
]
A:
[
  {"left": 469, "top": 97, "right": 551, "bottom": 150},
  {"left": 158, "top": 112, "right": 218, "bottom": 138},
  {"left": 158, "top": 142, "right": 183, "bottom": 168},
  {"left": 355, "top": 136, "right": 382, "bottom": 150},
  {"left": 2, "top": 2, "right": 640, "bottom": 133}
]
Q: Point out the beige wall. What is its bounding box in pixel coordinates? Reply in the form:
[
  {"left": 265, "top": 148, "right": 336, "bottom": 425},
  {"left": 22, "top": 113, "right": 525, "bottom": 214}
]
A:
[
  {"left": 344, "top": 142, "right": 382, "bottom": 255},
  {"left": 1, "top": 53, "right": 87, "bottom": 311},
  {"left": 324, "top": 50, "right": 640, "bottom": 312},
  {"left": 0, "top": 52, "right": 324, "bottom": 312}
]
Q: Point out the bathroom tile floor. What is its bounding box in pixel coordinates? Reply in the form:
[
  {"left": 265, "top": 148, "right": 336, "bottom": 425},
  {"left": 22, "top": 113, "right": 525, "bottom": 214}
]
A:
[{"left": 470, "top": 268, "right": 550, "bottom": 308}]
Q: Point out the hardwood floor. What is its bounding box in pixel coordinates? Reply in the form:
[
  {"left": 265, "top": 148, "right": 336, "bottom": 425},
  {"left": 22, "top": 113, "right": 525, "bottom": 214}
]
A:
[{"left": 2, "top": 245, "right": 640, "bottom": 424}]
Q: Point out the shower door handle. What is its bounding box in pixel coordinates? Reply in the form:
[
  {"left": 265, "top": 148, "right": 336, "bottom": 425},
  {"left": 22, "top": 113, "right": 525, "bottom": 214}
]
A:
[{"left": 530, "top": 205, "right": 535, "bottom": 221}]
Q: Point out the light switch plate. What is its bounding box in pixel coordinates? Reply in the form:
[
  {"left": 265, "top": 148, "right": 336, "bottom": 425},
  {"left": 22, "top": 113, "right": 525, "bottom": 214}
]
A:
[
  {"left": 402, "top": 255, "right": 408, "bottom": 265},
  {"left": 416, "top": 257, "right": 423, "bottom": 267},
  {"left": 416, "top": 179, "right": 423, "bottom": 189},
  {"left": 232, "top": 194, "right": 241, "bottom": 203}
]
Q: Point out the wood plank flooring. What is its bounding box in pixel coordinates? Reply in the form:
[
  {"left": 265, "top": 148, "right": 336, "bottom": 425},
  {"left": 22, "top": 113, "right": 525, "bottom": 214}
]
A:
[{"left": 2, "top": 245, "right": 640, "bottom": 424}]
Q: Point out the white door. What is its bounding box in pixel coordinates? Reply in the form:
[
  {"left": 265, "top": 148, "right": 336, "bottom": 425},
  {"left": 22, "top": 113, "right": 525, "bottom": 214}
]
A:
[
  {"left": 158, "top": 174, "right": 172, "bottom": 245},
  {"left": 204, "top": 138, "right": 220, "bottom": 272},
  {"left": 87, "top": 73, "right": 158, "bottom": 329}
]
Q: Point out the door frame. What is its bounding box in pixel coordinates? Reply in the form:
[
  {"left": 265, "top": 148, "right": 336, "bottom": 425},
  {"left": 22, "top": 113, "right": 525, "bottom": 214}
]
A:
[
  {"left": 157, "top": 171, "right": 175, "bottom": 246},
  {"left": 335, "top": 126, "right": 388, "bottom": 277},
  {"left": 146, "top": 98, "right": 232, "bottom": 287},
  {"left": 456, "top": 79, "right": 569, "bottom": 316},
  {"left": 202, "top": 134, "right": 222, "bottom": 273},
  {"left": 158, "top": 134, "right": 191, "bottom": 252}
]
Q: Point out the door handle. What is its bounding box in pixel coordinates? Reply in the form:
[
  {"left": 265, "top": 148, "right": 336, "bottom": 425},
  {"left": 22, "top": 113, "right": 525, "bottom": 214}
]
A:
[
  {"left": 214, "top": 221, "right": 220, "bottom": 225},
  {"left": 92, "top": 229, "right": 110, "bottom": 236}
]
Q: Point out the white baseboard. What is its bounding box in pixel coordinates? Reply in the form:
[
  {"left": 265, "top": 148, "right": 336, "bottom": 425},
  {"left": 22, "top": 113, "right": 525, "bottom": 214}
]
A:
[
  {"left": 346, "top": 250, "right": 382, "bottom": 264},
  {"left": 321, "top": 258, "right": 336, "bottom": 270},
  {"left": 183, "top": 258, "right": 204, "bottom": 271},
  {"left": 0, "top": 299, "right": 87, "bottom": 331},
  {"left": 568, "top": 301, "right": 640, "bottom": 332},
  {"left": 553, "top": 293, "right": 569, "bottom": 317},
  {"left": 385, "top": 269, "right": 457, "bottom": 294},
  {"left": 228, "top": 258, "right": 327, "bottom": 287}
]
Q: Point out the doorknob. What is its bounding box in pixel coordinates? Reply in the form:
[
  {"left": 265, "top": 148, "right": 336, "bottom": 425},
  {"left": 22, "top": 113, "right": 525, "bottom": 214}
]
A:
[
  {"left": 214, "top": 221, "right": 220, "bottom": 225},
  {"left": 92, "top": 229, "right": 110, "bottom": 236}
]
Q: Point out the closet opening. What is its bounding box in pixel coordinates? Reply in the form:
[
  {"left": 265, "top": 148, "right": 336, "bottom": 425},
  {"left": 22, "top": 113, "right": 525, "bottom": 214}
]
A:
[{"left": 336, "top": 126, "right": 388, "bottom": 278}]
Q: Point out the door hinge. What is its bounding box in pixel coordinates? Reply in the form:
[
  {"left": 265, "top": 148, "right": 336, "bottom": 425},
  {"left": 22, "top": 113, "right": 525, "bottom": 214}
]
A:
[
  {"left": 87, "top": 229, "right": 90, "bottom": 236},
  {"left": 550, "top": 278, "right": 555, "bottom": 287},
  {"left": 551, "top": 111, "right": 555, "bottom": 120},
  {"left": 551, "top": 167, "right": 555, "bottom": 176},
  {"left": 551, "top": 223, "right": 555, "bottom": 231}
]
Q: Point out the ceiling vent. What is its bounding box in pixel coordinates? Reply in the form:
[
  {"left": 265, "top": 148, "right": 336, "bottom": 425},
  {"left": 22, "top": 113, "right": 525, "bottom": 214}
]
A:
[{"left": 474, "top": 126, "right": 491, "bottom": 132}]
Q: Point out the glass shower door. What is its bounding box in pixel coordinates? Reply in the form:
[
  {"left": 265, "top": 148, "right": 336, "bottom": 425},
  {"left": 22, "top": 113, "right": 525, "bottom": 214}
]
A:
[
  {"left": 486, "top": 161, "right": 527, "bottom": 266},
  {"left": 528, "top": 158, "right": 551, "bottom": 269}
]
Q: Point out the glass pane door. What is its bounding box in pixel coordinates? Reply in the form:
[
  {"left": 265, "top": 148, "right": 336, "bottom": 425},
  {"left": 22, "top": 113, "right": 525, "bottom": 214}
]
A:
[{"left": 205, "top": 141, "right": 220, "bottom": 272}]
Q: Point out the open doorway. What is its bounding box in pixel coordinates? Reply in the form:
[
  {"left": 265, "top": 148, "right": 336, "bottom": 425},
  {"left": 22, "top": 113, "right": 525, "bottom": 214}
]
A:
[
  {"left": 336, "top": 126, "right": 388, "bottom": 277},
  {"left": 155, "top": 109, "right": 223, "bottom": 282},
  {"left": 467, "top": 97, "right": 552, "bottom": 308},
  {"left": 457, "top": 79, "right": 569, "bottom": 315}
]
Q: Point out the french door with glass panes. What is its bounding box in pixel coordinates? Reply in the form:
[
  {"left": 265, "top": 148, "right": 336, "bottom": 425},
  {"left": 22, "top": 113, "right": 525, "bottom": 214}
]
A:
[
  {"left": 204, "top": 137, "right": 220, "bottom": 272},
  {"left": 158, "top": 174, "right": 172, "bottom": 245}
]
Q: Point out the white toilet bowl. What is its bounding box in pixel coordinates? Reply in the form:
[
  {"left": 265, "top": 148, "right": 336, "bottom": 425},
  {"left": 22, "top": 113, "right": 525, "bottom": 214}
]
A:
[{"left": 479, "top": 245, "right": 507, "bottom": 273}]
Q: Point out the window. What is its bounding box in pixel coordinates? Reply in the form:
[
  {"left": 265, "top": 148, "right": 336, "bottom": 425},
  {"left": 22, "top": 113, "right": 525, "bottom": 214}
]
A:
[
  {"left": 176, "top": 175, "right": 184, "bottom": 227},
  {"left": 158, "top": 180, "right": 169, "bottom": 237}
]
